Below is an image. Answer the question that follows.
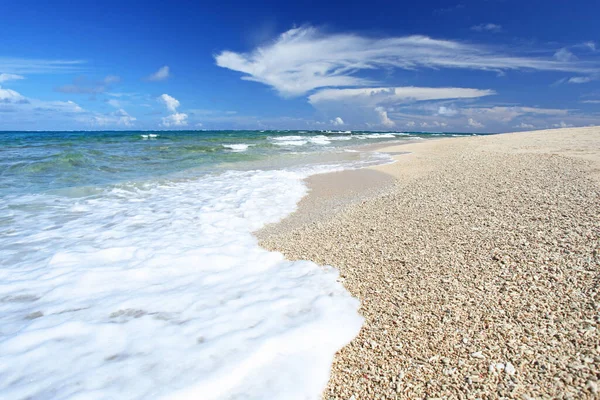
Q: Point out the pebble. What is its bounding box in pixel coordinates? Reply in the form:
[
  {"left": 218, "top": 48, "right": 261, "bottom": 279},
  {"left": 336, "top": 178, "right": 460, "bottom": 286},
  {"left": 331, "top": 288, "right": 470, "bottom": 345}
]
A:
[{"left": 505, "top": 362, "right": 516, "bottom": 376}]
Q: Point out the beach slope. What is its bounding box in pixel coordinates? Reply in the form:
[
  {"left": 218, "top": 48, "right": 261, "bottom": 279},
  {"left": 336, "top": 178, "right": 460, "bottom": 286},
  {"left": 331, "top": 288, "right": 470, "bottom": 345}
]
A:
[{"left": 258, "top": 127, "right": 600, "bottom": 399}]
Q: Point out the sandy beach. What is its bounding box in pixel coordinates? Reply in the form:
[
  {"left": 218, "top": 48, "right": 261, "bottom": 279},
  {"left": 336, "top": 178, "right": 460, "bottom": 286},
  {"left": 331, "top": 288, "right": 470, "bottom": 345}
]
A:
[{"left": 257, "top": 127, "right": 600, "bottom": 399}]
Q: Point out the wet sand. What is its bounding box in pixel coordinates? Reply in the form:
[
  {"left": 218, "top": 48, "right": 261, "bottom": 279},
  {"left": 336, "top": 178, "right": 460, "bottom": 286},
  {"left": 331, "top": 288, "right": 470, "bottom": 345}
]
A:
[{"left": 257, "top": 126, "right": 600, "bottom": 399}]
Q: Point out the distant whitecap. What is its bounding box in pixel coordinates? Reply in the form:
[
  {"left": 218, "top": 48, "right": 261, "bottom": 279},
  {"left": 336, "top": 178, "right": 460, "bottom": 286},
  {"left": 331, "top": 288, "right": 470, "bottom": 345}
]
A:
[{"left": 222, "top": 144, "right": 252, "bottom": 152}]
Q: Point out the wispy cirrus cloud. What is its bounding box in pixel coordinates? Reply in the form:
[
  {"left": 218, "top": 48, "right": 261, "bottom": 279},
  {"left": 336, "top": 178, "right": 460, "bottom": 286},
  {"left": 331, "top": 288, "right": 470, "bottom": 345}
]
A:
[
  {"left": 568, "top": 76, "right": 593, "bottom": 84},
  {"left": 106, "top": 99, "right": 122, "bottom": 108},
  {"left": 434, "top": 3, "right": 466, "bottom": 15},
  {"left": 0, "top": 57, "right": 85, "bottom": 74},
  {"left": 554, "top": 48, "right": 578, "bottom": 62},
  {"left": 0, "top": 73, "right": 25, "bottom": 83},
  {"left": 461, "top": 106, "right": 569, "bottom": 122},
  {"left": 471, "top": 23, "right": 502, "bottom": 33},
  {"left": 551, "top": 42, "right": 600, "bottom": 84},
  {"left": 308, "top": 86, "right": 495, "bottom": 107},
  {"left": 576, "top": 41, "right": 597, "bottom": 52},
  {"left": 55, "top": 75, "right": 121, "bottom": 95},
  {"left": 215, "top": 26, "right": 599, "bottom": 97},
  {"left": 147, "top": 66, "right": 170, "bottom": 81}
]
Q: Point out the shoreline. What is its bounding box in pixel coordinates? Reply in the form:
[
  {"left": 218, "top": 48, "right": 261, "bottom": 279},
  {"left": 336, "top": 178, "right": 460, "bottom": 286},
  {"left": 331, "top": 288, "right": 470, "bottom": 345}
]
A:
[
  {"left": 258, "top": 126, "right": 600, "bottom": 399},
  {"left": 256, "top": 136, "right": 444, "bottom": 241}
]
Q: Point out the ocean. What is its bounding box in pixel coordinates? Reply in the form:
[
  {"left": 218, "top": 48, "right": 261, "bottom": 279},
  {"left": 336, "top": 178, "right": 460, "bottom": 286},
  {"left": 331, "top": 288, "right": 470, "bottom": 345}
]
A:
[{"left": 0, "top": 130, "right": 472, "bottom": 399}]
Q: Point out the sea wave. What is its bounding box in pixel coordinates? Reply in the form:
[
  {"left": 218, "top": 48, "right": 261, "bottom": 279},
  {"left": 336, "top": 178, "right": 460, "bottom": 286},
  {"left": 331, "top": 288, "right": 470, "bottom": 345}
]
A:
[
  {"left": 0, "top": 159, "right": 397, "bottom": 399},
  {"left": 222, "top": 143, "right": 253, "bottom": 152}
]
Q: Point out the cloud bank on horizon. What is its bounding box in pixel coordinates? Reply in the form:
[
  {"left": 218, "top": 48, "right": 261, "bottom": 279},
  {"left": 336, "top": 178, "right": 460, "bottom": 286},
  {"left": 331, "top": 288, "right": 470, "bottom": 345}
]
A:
[{"left": 1, "top": 0, "right": 600, "bottom": 132}]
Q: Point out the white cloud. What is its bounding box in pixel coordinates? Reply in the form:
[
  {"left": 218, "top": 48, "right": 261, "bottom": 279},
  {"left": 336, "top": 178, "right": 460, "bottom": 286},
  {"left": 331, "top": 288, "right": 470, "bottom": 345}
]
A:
[
  {"left": 161, "top": 112, "right": 188, "bottom": 127},
  {"left": 420, "top": 121, "right": 448, "bottom": 128},
  {"left": 437, "top": 106, "right": 458, "bottom": 116},
  {"left": 310, "top": 87, "right": 493, "bottom": 130},
  {"left": 106, "top": 92, "right": 137, "bottom": 98},
  {"left": 553, "top": 121, "right": 573, "bottom": 128},
  {"left": 0, "top": 57, "right": 85, "bottom": 74},
  {"left": 309, "top": 86, "right": 495, "bottom": 107},
  {"left": 471, "top": 23, "right": 502, "bottom": 33},
  {"left": 468, "top": 118, "right": 484, "bottom": 128},
  {"left": 157, "top": 93, "right": 187, "bottom": 127},
  {"left": 103, "top": 75, "right": 121, "bottom": 84},
  {"left": 148, "top": 66, "right": 170, "bottom": 81},
  {"left": 35, "top": 100, "right": 85, "bottom": 113},
  {"left": 106, "top": 99, "right": 121, "bottom": 108},
  {"left": 158, "top": 93, "right": 180, "bottom": 112},
  {"left": 434, "top": 4, "right": 466, "bottom": 14},
  {"left": 0, "top": 85, "right": 137, "bottom": 129},
  {"left": 0, "top": 85, "right": 142, "bottom": 130},
  {"left": 581, "top": 41, "right": 597, "bottom": 51},
  {"left": 554, "top": 48, "right": 577, "bottom": 62},
  {"left": 55, "top": 75, "right": 120, "bottom": 95},
  {"left": 0, "top": 73, "right": 24, "bottom": 83},
  {"left": 330, "top": 116, "right": 344, "bottom": 125},
  {"left": 92, "top": 109, "right": 136, "bottom": 127},
  {"left": 0, "top": 85, "right": 28, "bottom": 103},
  {"left": 568, "top": 76, "right": 593, "bottom": 84},
  {"left": 514, "top": 122, "right": 535, "bottom": 129},
  {"left": 375, "top": 107, "right": 395, "bottom": 127},
  {"left": 381, "top": 102, "right": 593, "bottom": 133},
  {"left": 581, "top": 99, "right": 600, "bottom": 104},
  {"left": 405, "top": 121, "right": 416, "bottom": 127},
  {"left": 462, "top": 106, "right": 568, "bottom": 122},
  {"left": 215, "top": 26, "right": 598, "bottom": 97}
]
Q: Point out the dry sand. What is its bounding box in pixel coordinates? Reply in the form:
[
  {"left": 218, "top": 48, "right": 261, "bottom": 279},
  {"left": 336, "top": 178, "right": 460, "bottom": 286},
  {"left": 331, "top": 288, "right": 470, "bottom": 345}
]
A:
[{"left": 257, "top": 126, "right": 600, "bottom": 399}]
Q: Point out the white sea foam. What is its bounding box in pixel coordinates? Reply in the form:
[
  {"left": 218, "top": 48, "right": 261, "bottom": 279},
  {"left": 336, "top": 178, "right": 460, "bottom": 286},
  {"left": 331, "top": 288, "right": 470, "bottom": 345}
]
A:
[
  {"left": 355, "top": 133, "right": 397, "bottom": 139},
  {"left": 269, "top": 136, "right": 308, "bottom": 146},
  {"left": 271, "top": 135, "right": 304, "bottom": 141},
  {"left": 0, "top": 158, "right": 396, "bottom": 399},
  {"left": 273, "top": 140, "right": 308, "bottom": 146},
  {"left": 271, "top": 135, "right": 355, "bottom": 146},
  {"left": 222, "top": 144, "right": 252, "bottom": 152},
  {"left": 308, "top": 135, "right": 331, "bottom": 145}
]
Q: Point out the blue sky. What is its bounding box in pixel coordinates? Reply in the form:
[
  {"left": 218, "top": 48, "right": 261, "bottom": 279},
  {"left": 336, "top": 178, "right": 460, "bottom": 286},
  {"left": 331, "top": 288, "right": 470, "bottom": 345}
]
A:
[{"left": 1, "top": 0, "right": 599, "bottom": 132}]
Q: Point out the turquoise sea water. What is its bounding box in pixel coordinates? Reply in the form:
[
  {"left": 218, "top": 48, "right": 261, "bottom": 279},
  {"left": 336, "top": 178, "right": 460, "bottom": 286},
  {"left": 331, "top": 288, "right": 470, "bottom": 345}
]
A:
[
  {"left": 0, "top": 130, "right": 472, "bottom": 195},
  {"left": 0, "top": 129, "right": 476, "bottom": 399}
]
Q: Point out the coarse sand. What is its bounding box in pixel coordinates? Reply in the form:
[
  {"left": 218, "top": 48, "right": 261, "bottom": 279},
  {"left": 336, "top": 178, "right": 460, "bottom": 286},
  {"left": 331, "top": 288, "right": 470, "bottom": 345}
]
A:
[{"left": 257, "top": 127, "right": 600, "bottom": 399}]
